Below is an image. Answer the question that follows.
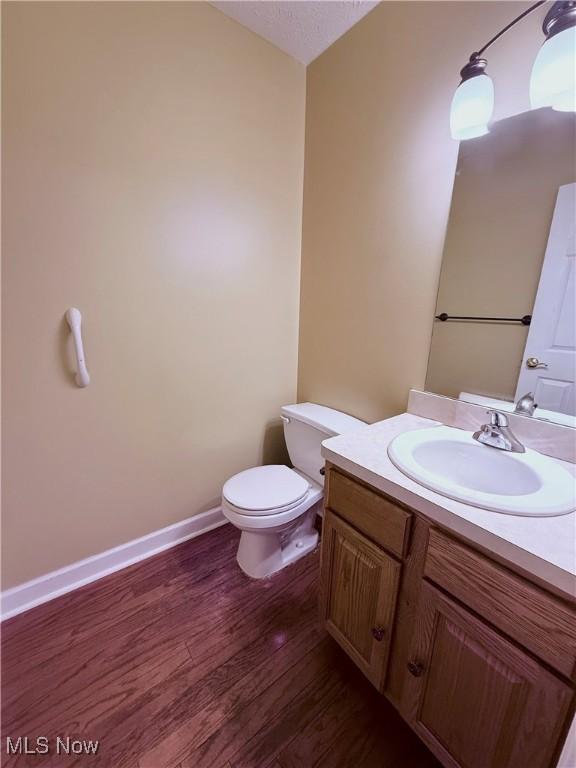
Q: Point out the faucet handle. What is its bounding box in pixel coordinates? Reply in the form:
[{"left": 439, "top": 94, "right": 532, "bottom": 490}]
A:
[
  {"left": 474, "top": 409, "right": 525, "bottom": 453},
  {"left": 487, "top": 409, "right": 508, "bottom": 428}
]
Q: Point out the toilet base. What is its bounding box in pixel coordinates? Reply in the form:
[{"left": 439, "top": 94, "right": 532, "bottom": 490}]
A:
[
  {"left": 279, "top": 529, "right": 319, "bottom": 569},
  {"left": 236, "top": 510, "right": 319, "bottom": 578}
]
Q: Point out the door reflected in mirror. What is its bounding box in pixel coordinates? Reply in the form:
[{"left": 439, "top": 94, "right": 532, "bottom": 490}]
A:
[{"left": 425, "top": 108, "right": 576, "bottom": 428}]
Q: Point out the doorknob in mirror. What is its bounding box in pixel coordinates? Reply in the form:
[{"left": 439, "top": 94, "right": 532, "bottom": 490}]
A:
[{"left": 526, "top": 357, "right": 549, "bottom": 369}]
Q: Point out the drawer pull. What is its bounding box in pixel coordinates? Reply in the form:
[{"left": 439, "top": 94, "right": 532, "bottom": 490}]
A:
[
  {"left": 371, "top": 626, "right": 386, "bottom": 642},
  {"left": 407, "top": 661, "right": 424, "bottom": 677}
]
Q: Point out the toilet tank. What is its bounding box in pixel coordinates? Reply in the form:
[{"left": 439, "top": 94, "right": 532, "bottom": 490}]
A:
[{"left": 280, "top": 403, "right": 366, "bottom": 487}]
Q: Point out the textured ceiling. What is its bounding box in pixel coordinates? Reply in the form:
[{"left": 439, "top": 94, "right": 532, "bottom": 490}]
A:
[{"left": 210, "top": 1, "right": 379, "bottom": 65}]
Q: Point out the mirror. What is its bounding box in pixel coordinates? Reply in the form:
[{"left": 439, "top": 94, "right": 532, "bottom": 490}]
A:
[{"left": 425, "top": 108, "right": 576, "bottom": 428}]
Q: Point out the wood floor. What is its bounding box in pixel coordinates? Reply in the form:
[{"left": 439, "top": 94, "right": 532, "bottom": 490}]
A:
[{"left": 1, "top": 523, "right": 441, "bottom": 768}]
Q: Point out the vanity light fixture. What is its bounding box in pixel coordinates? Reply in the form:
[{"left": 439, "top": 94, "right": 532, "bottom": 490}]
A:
[
  {"left": 450, "top": 0, "right": 576, "bottom": 140},
  {"left": 531, "top": 1, "right": 576, "bottom": 110},
  {"left": 450, "top": 57, "right": 494, "bottom": 140}
]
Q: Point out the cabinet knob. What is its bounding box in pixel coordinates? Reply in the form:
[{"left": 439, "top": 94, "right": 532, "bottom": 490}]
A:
[
  {"left": 371, "top": 626, "right": 386, "bottom": 642},
  {"left": 407, "top": 661, "right": 424, "bottom": 677}
]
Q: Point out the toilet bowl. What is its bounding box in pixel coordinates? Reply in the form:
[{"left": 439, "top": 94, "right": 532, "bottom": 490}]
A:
[
  {"left": 222, "top": 465, "right": 323, "bottom": 578},
  {"left": 222, "top": 403, "right": 366, "bottom": 578}
]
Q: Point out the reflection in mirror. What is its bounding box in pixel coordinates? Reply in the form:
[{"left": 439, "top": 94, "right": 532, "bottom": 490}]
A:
[{"left": 425, "top": 108, "right": 576, "bottom": 428}]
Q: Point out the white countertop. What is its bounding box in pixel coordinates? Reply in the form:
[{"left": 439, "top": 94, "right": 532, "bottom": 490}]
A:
[{"left": 321, "top": 413, "right": 576, "bottom": 601}]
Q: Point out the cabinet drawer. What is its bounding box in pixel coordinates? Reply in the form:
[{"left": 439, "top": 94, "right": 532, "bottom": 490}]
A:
[
  {"left": 326, "top": 469, "right": 411, "bottom": 559},
  {"left": 425, "top": 528, "right": 576, "bottom": 680}
]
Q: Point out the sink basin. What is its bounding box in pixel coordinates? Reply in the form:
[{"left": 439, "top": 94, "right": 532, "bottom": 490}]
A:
[{"left": 388, "top": 426, "right": 575, "bottom": 517}]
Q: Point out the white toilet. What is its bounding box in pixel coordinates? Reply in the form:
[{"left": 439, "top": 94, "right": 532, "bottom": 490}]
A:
[{"left": 222, "top": 403, "right": 366, "bottom": 578}]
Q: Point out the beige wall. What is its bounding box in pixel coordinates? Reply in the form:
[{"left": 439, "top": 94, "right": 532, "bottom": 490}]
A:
[
  {"left": 426, "top": 109, "right": 576, "bottom": 401},
  {"left": 297, "top": 1, "right": 546, "bottom": 424},
  {"left": 2, "top": 2, "right": 305, "bottom": 587}
]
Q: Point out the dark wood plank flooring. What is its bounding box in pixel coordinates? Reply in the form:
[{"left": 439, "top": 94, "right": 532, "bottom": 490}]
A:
[{"left": 1, "top": 524, "right": 440, "bottom": 767}]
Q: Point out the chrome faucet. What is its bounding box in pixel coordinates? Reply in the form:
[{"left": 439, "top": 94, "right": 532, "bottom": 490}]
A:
[
  {"left": 514, "top": 392, "right": 538, "bottom": 416},
  {"left": 473, "top": 410, "right": 525, "bottom": 453}
]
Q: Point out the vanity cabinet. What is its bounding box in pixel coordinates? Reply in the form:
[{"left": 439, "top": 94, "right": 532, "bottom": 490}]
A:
[
  {"left": 320, "top": 509, "right": 400, "bottom": 689},
  {"left": 320, "top": 465, "right": 576, "bottom": 768}
]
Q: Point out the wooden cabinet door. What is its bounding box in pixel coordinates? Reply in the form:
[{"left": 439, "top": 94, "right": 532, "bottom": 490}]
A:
[
  {"left": 320, "top": 509, "right": 401, "bottom": 691},
  {"left": 402, "top": 582, "right": 573, "bottom": 768}
]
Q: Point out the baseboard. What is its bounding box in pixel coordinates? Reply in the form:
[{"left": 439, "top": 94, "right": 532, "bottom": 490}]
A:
[{"left": 1, "top": 507, "right": 227, "bottom": 621}]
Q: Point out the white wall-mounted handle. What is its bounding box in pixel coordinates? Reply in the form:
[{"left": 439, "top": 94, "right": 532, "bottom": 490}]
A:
[{"left": 65, "top": 308, "right": 90, "bottom": 387}]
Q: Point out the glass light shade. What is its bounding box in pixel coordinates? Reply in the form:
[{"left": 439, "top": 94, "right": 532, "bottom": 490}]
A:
[
  {"left": 530, "top": 27, "right": 576, "bottom": 111},
  {"left": 450, "top": 74, "right": 494, "bottom": 140}
]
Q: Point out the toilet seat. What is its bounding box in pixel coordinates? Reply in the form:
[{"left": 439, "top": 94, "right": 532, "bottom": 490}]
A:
[{"left": 222, "top": 465, "right": 309, "bottom": 515}]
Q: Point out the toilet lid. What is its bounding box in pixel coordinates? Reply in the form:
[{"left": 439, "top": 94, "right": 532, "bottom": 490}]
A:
[{"left": 223, "top": 465, "right": 309, "bottom": 514}]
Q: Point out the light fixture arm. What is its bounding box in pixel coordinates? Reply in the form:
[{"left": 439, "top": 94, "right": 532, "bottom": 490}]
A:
[
  {"left": 471, "top": 0, "right": 547, "bottom": 63},
  {"left": 460, "top": 0, "right": 576, "bottom": 80}
]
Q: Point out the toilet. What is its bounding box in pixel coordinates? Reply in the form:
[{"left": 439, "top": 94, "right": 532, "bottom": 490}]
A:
[{"left": 222, "top": 403, "right": 366, "bottom": 578}]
